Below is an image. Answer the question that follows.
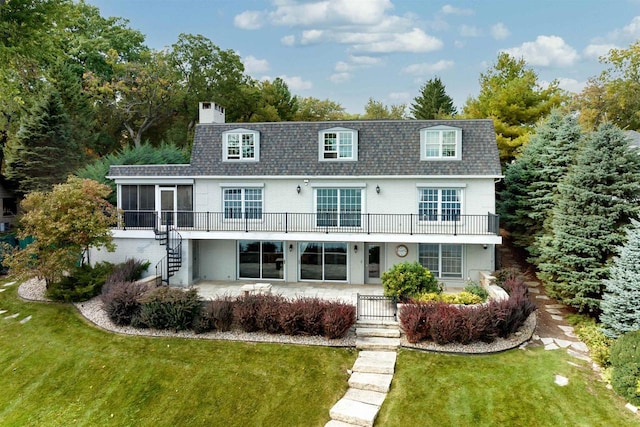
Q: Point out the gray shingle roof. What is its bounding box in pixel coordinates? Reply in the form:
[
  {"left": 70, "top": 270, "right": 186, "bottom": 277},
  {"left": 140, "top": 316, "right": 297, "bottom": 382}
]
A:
[{"left": 109, "top": 119, "right": 501, "bottom": 178}]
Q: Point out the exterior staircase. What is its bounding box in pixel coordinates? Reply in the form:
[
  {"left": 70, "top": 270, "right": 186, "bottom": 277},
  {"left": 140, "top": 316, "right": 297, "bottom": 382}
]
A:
[
  {"left": 326, "top": 320, "right": 401, "bottom": 427},
  {"left": 154, "top": 227, "right": 183, "bottom": 285}
]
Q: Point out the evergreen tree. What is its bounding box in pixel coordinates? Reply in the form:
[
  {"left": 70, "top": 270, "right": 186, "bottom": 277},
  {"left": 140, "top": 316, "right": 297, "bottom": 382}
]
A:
[
  {"left": 499, "top": 111, "right": 582, "bottom": 254},
  {"left": 601, "top": 219, "right": 640, "bottom": 338},
  {"left": 4, "top": 86, "right": 82, "bottom": 195},
  {"left": 537, "top": 123, "right": 640, "bottom": 313},
  {"left": 410, "top": 77, "right": 456, "bottom": 119}
]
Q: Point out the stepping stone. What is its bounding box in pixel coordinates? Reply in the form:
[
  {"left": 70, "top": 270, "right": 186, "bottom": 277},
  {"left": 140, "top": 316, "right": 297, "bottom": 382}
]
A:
[
  {"left": 570, "top": 342, "right": 589, "bottom": 353},
  {"left": 546, "top": 304, "right": 565, "bottom": 309},
  {"left": 557, "top": 325, "right": 574, "bottom": 333},
  {"left": 528, "top": 287, "right": 540, "bottom": 294},
  {"left": 356, "top": 328, "right": 400, "bottom": 338},
  {"left": 544, "top": 343, "right": 559, "bottom": 351},
  {"left": 19, "top": 315, "right": 32, "bottom": 324},
  {"left": 0, "top": 310, "right": 6, "bottom": 315},
  {"left": 535, "top": 295, "right": 550, "bottom": 300},
  {"left": 545, "top": 308, "right": 562, "bottom": 314},
  {"left": 525, "top": 281, "right": 539, "bottom": 287},
  {"left": 550, "top": 314, "right": 564, "bottom": 321},
  {"left": 625, "top": 403, "right": 638, "bottom": 414},
  {"left": 329, "top": 397, "right": 379, "bottom": 427},
  {"left": 4, "top": 313, "right": 19, "bottom": 319},
  {"left": 355, "top": 337, "right": 400, "bottom": 351},
  {"left": 554, "top": 339, "right": 573, "bottom": 348},
  {"left": 540, "top": 337, "right": 555, "bottom": 345},
  {"left": 567, "top": 361, "right": 582, "bottom": 368},
  {"left": 325, "top": 420, "right": 361, "bottom": 427},
  {"left": 358, "top": 351, "right": 397, "bottom": 363},
  {"left": 0, "top": 289, "right": 6, "bottom": 293},
  {"left": 343, "top": 388, "right": 387, "bottom": 406},
  {"left": 555, "top": 375, "right": 569, "bottom": 386},
  {"left": 567, "top": 349, "right": 592, "bottom": 362},
  {"left": 349, "top": 372, "right": 393, "bottom": 393},
  {"left": 353, "top": 356, "right": 395, "bottom": 375},
  {"left": 3, "top": 281, "right": 15, "bottom": 287}
]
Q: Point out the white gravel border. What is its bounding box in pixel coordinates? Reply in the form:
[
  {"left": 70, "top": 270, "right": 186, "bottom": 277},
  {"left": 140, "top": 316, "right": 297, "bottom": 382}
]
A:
[{"left": 17, "top": 278, "right": 535, "bottom": 353}]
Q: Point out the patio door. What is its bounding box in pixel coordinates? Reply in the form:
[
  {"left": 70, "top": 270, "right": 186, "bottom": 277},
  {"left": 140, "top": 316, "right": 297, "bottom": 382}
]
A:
[
  {"left": 365, "top": 243, "right": 383, "bottom": 284},
  {"left": 159, "top": 187, "right": 176, "bottom": 228}
]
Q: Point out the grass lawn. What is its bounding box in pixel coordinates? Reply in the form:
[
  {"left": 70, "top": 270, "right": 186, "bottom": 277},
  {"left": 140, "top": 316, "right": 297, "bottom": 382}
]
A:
[
  {"left": 0, "top": 282, "right": 356, "bottom": 427},
  {"left": 377, "top": 348, "right": 639, "bottom": 426}
]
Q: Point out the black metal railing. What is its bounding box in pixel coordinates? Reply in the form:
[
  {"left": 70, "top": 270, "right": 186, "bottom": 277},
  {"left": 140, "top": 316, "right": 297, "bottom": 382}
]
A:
[
  {"left": 118, "top": 211, "right": 500, "bottom": 236},
  {"left": 154, "top": 227, "right": 183, "bottom": 286},
  {"left": 357, "top": 294, "right": 398, "bottom": 321}
]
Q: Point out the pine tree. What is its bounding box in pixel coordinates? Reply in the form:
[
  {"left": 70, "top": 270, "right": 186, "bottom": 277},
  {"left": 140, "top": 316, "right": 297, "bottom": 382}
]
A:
[
  {"left": 601, "top": 219, "right": 640, "bottom": 337},
  {"left": 4, "top": 86, "right": 82, "bottom": 195},
  {"left": 537, "top": 123, "right": 640, "bottom": 313},
  {"left": 410, "top": 77, "right": 456, "bottom": 119}
]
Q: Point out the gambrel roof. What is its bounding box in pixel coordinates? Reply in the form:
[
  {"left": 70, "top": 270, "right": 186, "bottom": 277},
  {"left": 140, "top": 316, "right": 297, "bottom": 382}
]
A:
[{"left": 108, "top": 119, "right": 501, "bottom": 178}]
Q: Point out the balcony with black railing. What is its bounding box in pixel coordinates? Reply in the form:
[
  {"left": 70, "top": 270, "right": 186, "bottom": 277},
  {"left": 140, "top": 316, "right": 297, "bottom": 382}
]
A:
[{"left": 117, "top": 211, "right": 500, "bottom": 236}]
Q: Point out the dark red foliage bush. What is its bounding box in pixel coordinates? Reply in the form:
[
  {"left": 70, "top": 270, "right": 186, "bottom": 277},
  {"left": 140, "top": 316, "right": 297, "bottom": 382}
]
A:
[
  {"left": 428, "top": 303, "right": 463, "bottom": 345},
  {"left": 322, "top": 302, "right": 356, "bottom": 339},
  {"left": 234, "top": 294, "right": 261, "bottom": 332},
  {"left": 255, "top": 294, "right": 286, "bottom": 334},
  {"left": 193, "top": 297, "right": 235, "bottom": 334},
  {"left": 101, "top": 281, "right": 155, "bottom": 326},
  {"left": 399, "top": 303, "right": 432, "bottom": 343},
  {"left": 301, "top": 297, "right": 328, "bottom": 336},
  {"left": 279, "top": 298, "right": 307, "bottom": 335}
]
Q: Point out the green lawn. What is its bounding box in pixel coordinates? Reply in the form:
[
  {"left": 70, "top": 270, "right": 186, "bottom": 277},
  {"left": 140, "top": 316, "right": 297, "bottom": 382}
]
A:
[
  {"left": 1, "top": 280, "right": 638, "bottom": 427},
  {"left": 378, "top": 348, "right": 639, "bottom": 426},
  {"left": 0, "top": 282, "right": 356, "bottom": 427}
]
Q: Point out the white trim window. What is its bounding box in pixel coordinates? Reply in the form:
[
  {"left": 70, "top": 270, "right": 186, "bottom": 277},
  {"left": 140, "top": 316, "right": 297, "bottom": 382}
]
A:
[
  {"left": 223, "top": 188, "right": 263, "bottom": 219},
  {"left": 418, "top": 188, "right": 462, "bottom": 221},
  {"left": 316, "top": 188, "right": 362, "bottom": 227},
  {"left": 420, "top": 126, "right": 461, "bottom": 160},
  {"left": 223, "top": 129, "right": 260, "bottom": 161},
  {"left": 419, "top": 244, "right": 463, "bottom": 278},
  {"left": 319, "top": 128, "right": 358, "bottom": 161}
]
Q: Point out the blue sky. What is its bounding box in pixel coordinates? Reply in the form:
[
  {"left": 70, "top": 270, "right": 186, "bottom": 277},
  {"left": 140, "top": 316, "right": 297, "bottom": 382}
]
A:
[{"left": 86, "top": 0, "right": 640, "bottom": 115}]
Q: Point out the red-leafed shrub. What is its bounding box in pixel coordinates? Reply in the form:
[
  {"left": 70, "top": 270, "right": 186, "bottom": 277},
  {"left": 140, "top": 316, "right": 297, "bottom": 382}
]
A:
[
  {"left": 255, "top": 294, "right": 287, "bottom": 334},
  {"left": 399, "top": 303, "right": 433, "bottom": 343},
  {"left": 301, "top": 297, "right": 328, "bottom": 336},
  {"left": 101, "top": 280, "right": 155, "bottom": 326},
  {"left": 234, "top": 294, "right": 261, "bottom": 332},
  {"left": 428, "top": 303, "right": 463, "bottom": 345},
  {"left": 280, "top": 298, "right": 307, "bottom": 335},
  {"left": 322, "top": 302, "right": 356, "bottom": 339},
  {"left": 193, "top": 296, "right": 235, "bottom": 334}
]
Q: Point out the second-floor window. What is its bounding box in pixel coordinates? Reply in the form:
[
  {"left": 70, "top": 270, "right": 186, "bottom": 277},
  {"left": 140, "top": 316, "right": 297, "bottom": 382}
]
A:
[
  {"left": 223, "top": 129, "right": 259, "bottom": 161},
  {"left": 418, "top": 188, "right": 461, "bottom": 221},
  {"left": 224, "top": 188, "right": 263, "bottom": 219},
  {"left": 420, "top": 126, "right": 461, "bottom": 160},
  {"left": 319, "top": 128, "right": 358, "bottom": 161},
  {"left": 316, "top": 188, "right": 361, "bottom": 227}
]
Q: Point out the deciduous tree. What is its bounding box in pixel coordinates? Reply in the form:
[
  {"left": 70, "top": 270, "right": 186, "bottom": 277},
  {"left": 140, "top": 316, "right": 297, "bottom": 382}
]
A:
[
  {"left": 294, "top": 97, "right": 347, "bottom": 121},
  {"left": 362, "top": 98, "right": 406, "bottom": 119},
  {"left": 4, "top": 177, "right": 117, "bottom": 287}
]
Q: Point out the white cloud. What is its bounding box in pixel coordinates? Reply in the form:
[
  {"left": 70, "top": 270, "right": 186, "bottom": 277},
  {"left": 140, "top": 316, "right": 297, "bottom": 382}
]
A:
[
  {"left": 243, "top": 55, "right": 270, "bottom": 75},
  {"left": 281, "top": 35, "right": 296, "bottom": 46},
  {"left": 349, "top": 55, "right": 383, "bottom": 66},
  {"left": 491, "top": 22, "right": 510, "bottom": 40},
  {"left": 334, "top": 61, "right": 352, "bottom": 72},
  {"left": 502, "top": 35, "right": 579, "bottom": 67},
  {"left": 351, "top": 28, "right": 442, "bottom": 53},
  {"left": 441, "top": 5, "right": 474, "bottom": 15},
  {"left": 583, "top": 43, "right": 618, "bottom": 59},
  {"left": 234, "top": 10, "right": 265, "bottom": 30},
  {"left": 613, "top": 16, "right": 640, "bottom": 40},
  {"left": 269, "top": 0, "right": 393, "bottom": 26},
  {"left": 300, "top": 29, "right": 325, "bottom": 45},
  {"left": 555, "top": 77, "right": 587, "bottom": 94},
  {"left": 402, "top": 60, "right": 454, "bottom": 75},
  {"left": 460, "top": 25, "right": 481, "bottom": 37},
  {"left": 389, "top": 91, "right": 410, "bottom": 102},
  {"left": 279, "top": 75, "right": 313, "bottom": 91},
  {"left": 330, "top": 72, "right": 351, "bottom": 83},
  {"left": 454, "top": 40, "right": 465, "bottom": 48}
]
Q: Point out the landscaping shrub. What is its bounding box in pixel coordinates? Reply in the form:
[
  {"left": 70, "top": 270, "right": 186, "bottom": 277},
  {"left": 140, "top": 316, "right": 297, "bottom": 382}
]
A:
[
  {"left": 105, "top": 258, "right": 150, "bottom": 288},
  {"left": 322, "top": 302, "right": 355, "bottom": 339},
  {"left": 101, "top": 280, "right": 155, "bottom": 326},
  {"left": 47, "top": 262, "right": 115, "bottom": 302},
  {"left": 135, "top": 286, "right": 201, "bottom": 331},
  {"left": 382, "top": 261, "right": 441, "bottom": 300},
  {"left": 399, "top": 303, "right": 433, "bottom": 343},
  {"left": 255, "top": 294, "right": 287, "bottom": 334},
  {"left": 279, "top": 298, "right": 307, "bottom": 335},
  {"left": 464, "top": 281, "right": 489, "bottom": 301},
  {"left": 413, "top": 291, "right": 483, "bottom": 305},
  {"left": 234, "top": 294, "right": 261, "bottom": 332},
  {"left": 610, "top": 331, "right": 640, "bottom": 406},
  {"left": 193, "top": 297, "right": 235, "bottom": 334},
  {"left": 301, "top": 297, "right": 328, "bottom": 336},
  {"left": 492, "top": 267, "right": 525, "bottom": 287},
  {"left": 428, "top": 303, "right": 463, "bottom": 345},
  {"left": 492, "top": 279, "right": 536, "bottom": 338},
  {"left": 566, "top": 314, "right": 613, "bottom": 368}
]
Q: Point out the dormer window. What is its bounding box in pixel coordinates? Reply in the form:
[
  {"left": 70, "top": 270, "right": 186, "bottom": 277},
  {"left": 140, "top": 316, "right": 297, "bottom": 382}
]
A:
[
  {"left": 420, "top": 126, "right": 462, "bottom": 160},
  {"left": 223, "top": 129, "right": 260, "bottom": 162},
  {"left": 319, "top": 128, "right": 358, "bottom": 161}
]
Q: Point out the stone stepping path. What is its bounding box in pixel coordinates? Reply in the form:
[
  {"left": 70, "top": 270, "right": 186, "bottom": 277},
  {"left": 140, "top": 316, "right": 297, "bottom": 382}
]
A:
[
  {"left": 19, "top": 315, "right": 32, "bottom": 324},
  {"left": 3, "top": 281, "right": 16, "bottom": 287},
  {"left": 0, "top": 288, "right": 6, "bottom": 293},
  {"left": 4, "top": 312, "right": 19, "bottom": 320},
  {"left": 327, "top": 324, "right": 400, "bottom": 426}
]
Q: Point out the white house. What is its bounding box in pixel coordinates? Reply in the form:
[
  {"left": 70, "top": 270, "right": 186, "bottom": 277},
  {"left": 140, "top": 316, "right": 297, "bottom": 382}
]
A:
[{"left": 92, "top": 102, "right": 503, "bottom": 287}]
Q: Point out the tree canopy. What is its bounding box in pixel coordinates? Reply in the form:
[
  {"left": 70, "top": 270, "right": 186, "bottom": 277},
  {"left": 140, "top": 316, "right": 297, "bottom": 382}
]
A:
[{"left": 410, "top": 77, "right": 456, "bottom": 119}]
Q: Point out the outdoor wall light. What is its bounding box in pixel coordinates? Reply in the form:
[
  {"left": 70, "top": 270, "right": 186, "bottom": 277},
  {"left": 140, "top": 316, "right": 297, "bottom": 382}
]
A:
[
  {"left": 354, "top": 244, "right": 358, "bottom": 253},
  {"left": 376, "top": 185, "right": 381, "bottom": 194},
  {"left": 483, "top": 244, "right": 488, "bottom": 250},
  {"left": 296, "top": 185, "right": 301, "bottom": 194},
  {"left": 289, "top": 244, "right": 293, "bottom": 252}
]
